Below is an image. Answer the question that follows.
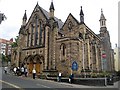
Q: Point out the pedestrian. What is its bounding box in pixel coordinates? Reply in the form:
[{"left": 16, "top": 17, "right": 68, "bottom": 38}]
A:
[
  {"left": 24, "top": 68, "right": 28, "bottom": 77},
  {"left": 32, "top": 68, "right": 36, "bottom": 79},
  {"left": 13, "top": 67, "right": 17, "bottom": 75},
  {"left": 21, "top": 67, "right": 24, "bottom": 75},
  {"left": 69, "top": 73, "right": 74, "bottom": 83},
  {"left": 4, "top": 67, "right": 7, "bottom": 74},
  {"left": 16, "top": 67, "right": 21, "bottom": 76},
  {"left": 58, "top": 72, "right": 62, "bottom": 82}
]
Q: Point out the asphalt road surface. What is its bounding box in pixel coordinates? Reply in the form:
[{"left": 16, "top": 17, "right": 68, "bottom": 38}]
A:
[{"left": 0, "top": 67, "right": 119, "bottom": 90}]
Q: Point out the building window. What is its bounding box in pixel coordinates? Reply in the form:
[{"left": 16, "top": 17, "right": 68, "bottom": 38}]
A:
[
  {"left": 68, "top": 21, "right": 72, "bottom": 31},
  {"left": 31, "top": 24, "right": 34, "bottom": 46},
  {"left": 35, "top": 15, "right": 39, "bottom": 46},
  {"left": 60, "top": 43, "right": 66, "bottom": 56},
  {"left": 27, "top": 31, "right": 30, "bottom": 47},
  {"left": 79, "top": 32, "right": 83, "bottom": 39},
  {"left": 102, "top": 21, "right": 104, "bottom": 26},
  {"left": 63, "top": 45, "right": 65, "bottom": 56},
  {"left": 39, "top": 21, "right": 43, "bottom": 45}
]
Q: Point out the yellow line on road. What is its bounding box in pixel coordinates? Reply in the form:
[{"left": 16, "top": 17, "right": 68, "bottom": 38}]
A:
[{"left": 0, "top": 80, "right": 24, "bottom": 90}]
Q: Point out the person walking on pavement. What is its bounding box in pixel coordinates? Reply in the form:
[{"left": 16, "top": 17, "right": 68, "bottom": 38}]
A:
[
  {"left": 4, "top": 67, "right": 7, "bottom": 74},
  {"left": 32, "top": 68, "right": 36, "bottom": 79},
  {"left": 58, "top": 72, "right": 62, "bottom": 82},
  {"left": 21, "top": 67, "right": 24, "bottom": 75},
  {"left": 24, "top": 68, "right": 28, "bottom": 77},
  {"left": 13, "top": 67, "right": 17, "bottom": 75},
  {"left": 69, "top": 73, "right": 74, "bottom": 84}
]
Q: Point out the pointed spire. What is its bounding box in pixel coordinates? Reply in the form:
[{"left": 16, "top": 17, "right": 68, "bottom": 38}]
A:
[
  {"left": 49, "top": 0, "right": 55, "bottom": 19},
  {"left": 80, "top": 6, "right": 84, "bottom": 23},
  {"left": 100, "top": 9, "right": 106, "bottom": 20},
  {"left": 49, "top": 0, "right": 55, "bottom": 11},
  {"left": 99, "top": 9, "right": 106, "bottom": 28},
  {"left": 37, "top": 1, "right": 39, "bottom": 5},
  {"left": 80, "top": 6, "right": 84, "bottom": 15},
  {"left": 22, "top": 10, "right": 27, "bottom": 26},
  {"left": 23, "top": 10, "right": 27, "bottom": 21}
]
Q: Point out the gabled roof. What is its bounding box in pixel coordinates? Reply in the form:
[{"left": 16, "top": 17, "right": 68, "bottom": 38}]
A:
[
  {"left": 80, "top": 23, "right": 101, "bottom": 41},
  {"left": 25, "top": 3, "right": 63, "bottom": 30},
  {"left": 40, "top": 6, "right": 63, "bottom": 29},
  {"left": 61, "top": 13, "right": 79, "bottom": 29}
]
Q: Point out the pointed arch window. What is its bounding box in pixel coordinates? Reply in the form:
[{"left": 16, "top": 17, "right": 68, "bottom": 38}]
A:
[
  {"left": 101, "top": 21, "right": 105, "bottom": 26},
  {"left": 79, "top": 32, "right": 83, "bottom": 39},
  {"left": 39, "top": 20, "right": 43, "bottom": 45},
  {"left": 63, "top": 45, "right": 65, "bottom": 56},
  {"left": 60, "top": 43, "right": 66, "bottom": 56},
  {"left": 27, "top": 33, "right": 29, "bottom": 47},
  {"left": 68, "top": 21, "right": 73, "bottom": 31},
  {"left": 31, "top": 24, "right": 34, "bottom": 46},
  {"left": 35, "top": 15, "right": 39, "bottom": 46}
]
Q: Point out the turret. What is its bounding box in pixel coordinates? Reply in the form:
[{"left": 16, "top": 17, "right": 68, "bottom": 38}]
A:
[
  {"left": 80, "top": 6, "right": 84, "bottom": 23},
  {"left": 49, "top": 0, "right": 55, "bottom": 19},
  {"left": 99, "top": 9, "right": 106, "bottom": 28},
  {"left": 22, "top": 10, "right": 27, "bottom": 26}
]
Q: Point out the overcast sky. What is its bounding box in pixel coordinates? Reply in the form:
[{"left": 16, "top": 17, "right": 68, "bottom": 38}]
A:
[{"left": 0, "top": 0, "right": 119, "bottom": 48}]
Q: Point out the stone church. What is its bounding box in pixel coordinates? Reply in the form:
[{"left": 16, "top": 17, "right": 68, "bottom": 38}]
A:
[{"left": 11, "top": 1, "right": 114, "bottom": 76}]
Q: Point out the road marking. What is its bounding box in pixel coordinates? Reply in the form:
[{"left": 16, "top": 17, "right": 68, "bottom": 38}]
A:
[
  {"left": 0, "top": 80, "right": 24, "bottom": 90},
  {"left": 36, "top": 83, "right": 51, "bottom": 88}
]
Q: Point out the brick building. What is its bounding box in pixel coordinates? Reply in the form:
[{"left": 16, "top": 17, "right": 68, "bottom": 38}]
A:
[
  {"left": 11, "top": 1, "right": 114, "bottom": 76},
  {"left": 0, "top": 38, "right": 13, "bottom": 66},
  {"left": 0, "top": 38, "right": 13, "bottom": 56}
]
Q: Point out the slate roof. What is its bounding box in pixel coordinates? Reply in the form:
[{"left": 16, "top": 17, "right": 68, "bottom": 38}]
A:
[{"left": 40, "top": 6, "right": 63, "bottom": 30}]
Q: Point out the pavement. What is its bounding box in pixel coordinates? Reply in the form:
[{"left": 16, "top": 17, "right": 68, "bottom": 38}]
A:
[
  {"left": 2, "top": 69, "right": 120, "bottom": 89},
  {"left": 15, "top": 74, "right": 119, "bottom": 89},
  {"left": 43, "top": 79, "right": 119, "bottom": 89}
]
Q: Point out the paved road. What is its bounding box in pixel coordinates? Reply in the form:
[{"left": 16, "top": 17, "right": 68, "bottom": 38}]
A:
[{"left": 0, "top": 67, "right": 119, "bottom": 90}]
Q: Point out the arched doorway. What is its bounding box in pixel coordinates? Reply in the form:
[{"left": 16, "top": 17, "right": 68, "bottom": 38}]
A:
[
  {"left": 26, "top": 55, "right": 34, "bottom": 75},
  {"left": 24, "top": 55, "right": 44, "bottom": 76},
  {"left": 33, "top": 55, "right": 44, "bottom": 75}
]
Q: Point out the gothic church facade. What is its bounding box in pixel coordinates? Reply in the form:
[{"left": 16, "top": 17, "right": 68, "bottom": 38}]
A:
[{"left": 11, "top": 1, "right": 114, "bottom": 76}]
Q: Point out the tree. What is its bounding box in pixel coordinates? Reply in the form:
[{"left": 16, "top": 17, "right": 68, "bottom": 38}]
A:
[{"left": 11, "top": 36, "right": 19, "bottom": 47}]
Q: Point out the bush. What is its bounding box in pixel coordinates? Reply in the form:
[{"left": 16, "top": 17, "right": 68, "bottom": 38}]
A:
[
  {"left": 91, "top": 73, "right": 97, "bottom": 78},
  {"left": 116, "top": 71, "right": 120, "bottom": 76}
]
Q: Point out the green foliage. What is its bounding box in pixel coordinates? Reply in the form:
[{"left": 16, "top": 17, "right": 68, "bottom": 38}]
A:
[
  {"left": 91, "top": 73, "right": 97, "bottom": 78},
  {"left": 11, "top": 36, "right": 19, "bottom": 47},
  {"left": 1, "top": 54, "right": 9, "bottom": 62}
]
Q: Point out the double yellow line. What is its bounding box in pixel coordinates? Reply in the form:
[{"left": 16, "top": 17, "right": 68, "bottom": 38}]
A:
[{"left": 0, "top": 80, "right": 24, "bottom": 90}]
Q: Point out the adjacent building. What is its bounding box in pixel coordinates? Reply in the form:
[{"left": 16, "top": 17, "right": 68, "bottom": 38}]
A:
[
  {"left": 0, "top": 38, "right": 13, "bottom": 56},
  {"left": 114, "top": 44, "right": 120, "bottom": 71},
  {"left": 11, "top": 1, "right": 114, "bottom": 76},
  {"left": 0, "top": 38, "right": 13, "bottom": 66}
]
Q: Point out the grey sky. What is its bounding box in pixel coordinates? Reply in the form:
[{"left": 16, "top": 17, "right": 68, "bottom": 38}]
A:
[{"left": 0, "top": 0, "right": 118, "bottom": 48}]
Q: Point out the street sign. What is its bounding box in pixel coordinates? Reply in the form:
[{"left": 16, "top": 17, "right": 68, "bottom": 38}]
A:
[
  {"left": 72, "top": 61, "right": 78, "bottom": 71},
  {"left": 102, "top": 54, "right": 106, "bottom": 58}
]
